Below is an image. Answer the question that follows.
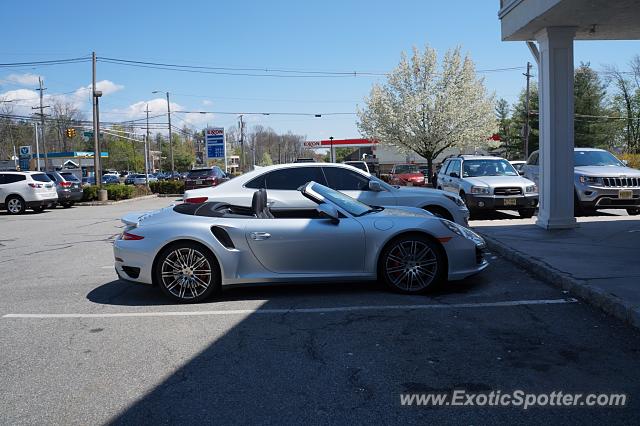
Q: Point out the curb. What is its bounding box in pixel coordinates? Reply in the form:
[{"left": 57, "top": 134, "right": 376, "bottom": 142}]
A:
[
  {"left": 157, "top": 194, "right": 182, "bottom": 198},
  {"left": 75, "top": 194, "right": 159, "bottom": 206},
  {"left": 481, "top": 234, "right": 640, "bottom": 330}
]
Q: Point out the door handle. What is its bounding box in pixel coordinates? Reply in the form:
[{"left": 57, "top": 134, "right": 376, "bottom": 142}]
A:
[{"left": 250, "top": 232, "right": 271, "bottom": 240}]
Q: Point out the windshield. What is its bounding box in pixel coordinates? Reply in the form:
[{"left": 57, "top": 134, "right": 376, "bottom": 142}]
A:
[
  {"left": 394, "top": 164, "right": 419, "bottom": 174},
  {"left": 305, "top": 182, "right": 372, "bottom": 216},
  {"left": 574, "top": 150, "right": 623, "bottom": 167},
  {"left": 31, "top": 173, "right": 52, "bottom": 182},
  {"left": 463, "top": 159, "right": 518, "bottom": 177},
  {"left": 187, "top": 169, "right": 214, "bottom": 178}
]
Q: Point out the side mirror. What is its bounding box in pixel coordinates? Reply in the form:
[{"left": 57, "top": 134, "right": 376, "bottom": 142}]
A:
[
  {"left": 368, "top": 180, "right": 383, "bottom": 192},
  {"left": 316, "top": 203, "right": 340, "bottom": 224},
  {"left": 449, "top": 172, "right": 459, "bottom": 178},
  {"left": 518, "top": 170, "right": 525, "bottom": 175},
  {"left": 622, "top": 160, "right": 628, "bottom": 166}
]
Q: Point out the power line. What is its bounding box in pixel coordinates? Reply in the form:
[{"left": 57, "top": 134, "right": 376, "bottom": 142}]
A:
[
  {"left": 0, "top": 56, "right": 91, "bottom": 68},
  {"left": 173, "top": 110, "right": 355, "bottom": 116}
]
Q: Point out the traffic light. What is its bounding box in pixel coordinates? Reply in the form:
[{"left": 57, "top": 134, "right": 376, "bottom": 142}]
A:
[{"left": 66, "top": 128, "right": 77, "bottom": 138}]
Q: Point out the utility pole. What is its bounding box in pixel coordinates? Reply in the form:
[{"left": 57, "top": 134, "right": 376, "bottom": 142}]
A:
[
  {"left": 166, "top": 92, "right": 174, "bottom": 175},
  {"left": 145, "top": 104, "right": 151, "bottom": 172},
  {"left": 523, "top": 61, "right": 532, "bottom": 159},
  {"left": 238, "top": 114, "right": 244, "bottom": 172},
  {"left": 91, "top": 52, "right": 102, "bottom": 187},
  {"left": 34, "top": 77, "right": 49, "bottom": 171},
  {"left": 34, "top": 122, "right": 41, "bottom": 171}
]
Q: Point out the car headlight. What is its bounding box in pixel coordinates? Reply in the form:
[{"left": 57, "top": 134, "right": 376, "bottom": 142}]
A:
[
  {"left": 525, "top": 185, "right": 537, "bottom": 193},
  {"left": 470, "top": 185, "right": 490, "bottom": 195},
  {"left": 443, "top": 193, "right": 466, "bottom": 207},
  {"left": 440, "top": 219, "right": 486, "bottom": 248},
  {"left": 578, "top": 175, "right": 602, "bottom": 185}
]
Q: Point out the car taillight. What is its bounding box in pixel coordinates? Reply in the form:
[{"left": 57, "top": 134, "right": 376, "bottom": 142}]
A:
[
  {"left": 28, "top": 183, "right": 43, "bottom": 188},
  {"left": 122, "top": 232, "right": 144, "bottom": 240},
  {"left": 59, "top": 181, "right": 72, "bottom": 188},
  {"left": 185, "top": 197, "right": 208, "bottom": 204}
]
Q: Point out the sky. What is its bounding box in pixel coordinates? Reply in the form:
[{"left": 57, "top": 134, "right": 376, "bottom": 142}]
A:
[{"left": 1, "top": 0, "right": 638, "bottom": 141}]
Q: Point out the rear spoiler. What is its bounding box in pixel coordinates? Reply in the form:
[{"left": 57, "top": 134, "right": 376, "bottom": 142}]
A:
[{"left": 121, "top": 212, "right": 143, "bottom": 227}]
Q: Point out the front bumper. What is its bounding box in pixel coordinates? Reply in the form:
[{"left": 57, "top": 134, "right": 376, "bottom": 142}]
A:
[
  {"left": 464, "top": 193, "right": 538, "bottom": 210},
  {"left": 576, "top": 185, "right": 640, "bottom": 209}
]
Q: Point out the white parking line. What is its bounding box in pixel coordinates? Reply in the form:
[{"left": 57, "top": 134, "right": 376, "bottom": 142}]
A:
[{"left": 2, "top": 298, "right": 578, "bottom": 319}]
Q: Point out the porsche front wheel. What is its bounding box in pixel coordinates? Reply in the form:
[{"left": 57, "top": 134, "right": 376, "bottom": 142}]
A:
[
  {"left": 154, "top": 242, "right": 220, "bottom": 303},
  {"left": 380, "top": 235, "right": 445, "bottom": 294}
]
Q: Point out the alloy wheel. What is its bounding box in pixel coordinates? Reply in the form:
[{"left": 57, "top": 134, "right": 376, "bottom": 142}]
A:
[
  {"left": 7, "top": 198, "right": 23, "bottom": 214},
  {"left": 384, "top": 239, "right": 439, "bottom": 292},
  {"left": 160, "top": 247, "right": 212, "bottom": 300}
]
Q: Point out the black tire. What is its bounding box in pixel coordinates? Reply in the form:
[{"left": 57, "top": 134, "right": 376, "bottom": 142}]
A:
[
  {"left": 423, "top": 206, "right": 453, "bottom": 221},
  {"left": 518, "top": 208, "right": 535, "bottom": 219},
  {"left": 627, "top": 208, "right": 640, "bottom": 216},
  {"left": 62, "top": 202, "right": 73, "bottom": 208},
  {"left": 6, "top": 195, "right": 26, "bottom": 215},
  {"left": 32, "top": 205, "right": 46, "bottom": 213},
  {"left": 154, "top": 241, "right": 220, "bottom": 303},
  {"left": 379, "top": 234, "right": 446, "bottom": 294}
]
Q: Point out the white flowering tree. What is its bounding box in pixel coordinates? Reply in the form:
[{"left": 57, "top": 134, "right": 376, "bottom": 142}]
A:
[{"left": 357, "top": 45, "right": 495, "bottom": 176}]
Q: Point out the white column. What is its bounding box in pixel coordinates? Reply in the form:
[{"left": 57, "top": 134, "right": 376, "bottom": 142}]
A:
[{"left": 534, "top": 27, "right": 577, "bottom": 230}]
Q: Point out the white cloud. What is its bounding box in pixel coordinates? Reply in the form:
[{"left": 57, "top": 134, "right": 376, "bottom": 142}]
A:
[
  {"left": 73, "top": 80, "right": 124, "bottom": 99},
  {"left": 1, "top": 73, "right": 41, "bottom": 86}
]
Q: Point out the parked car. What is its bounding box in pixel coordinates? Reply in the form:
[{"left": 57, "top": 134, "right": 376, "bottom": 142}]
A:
[
  {"left": 45, "top": 171, "right": 83, "bottom": 208},
  {"left": 343, "top": 161, "right": 370, "bottom": 173},
  {"left": 509, "top": 160, "right": 527, "bottom": 175},
  {"left": 438, "top": 155, "right": 538, "bottom": 218},
  {"left": 132, "top": 174, "right": 158, "bottom": 185},
  {"left": 183, "top": 163, "right": 469, "bottom": 225},
  {"left": 524, "top": 148, "right": 640, "bottom": 215},
  {"left": 184, "top": 167, "right": 228, "bottom": 191},
  {"left": 85, "top": 175, "right": 120, "bottom": 185},
  {"left": 0, "top": 171, "right": 58, "bottom": 214},
  {"left": 102, "top": 174, "right": 121, "bottom": 184},
  {"left": 389, "top": 164, "right": 427, "bottom": 187},
  {"left": 125, "top": 174, "right": 140, "bottom": 185},
  {"left": 114, "top": 181, "right": 487, "bottom": 303}
]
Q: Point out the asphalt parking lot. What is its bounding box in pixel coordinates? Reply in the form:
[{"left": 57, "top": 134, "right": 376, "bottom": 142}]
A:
[{"left": 1, "top": 199, "right": 640, "bottom": 424}]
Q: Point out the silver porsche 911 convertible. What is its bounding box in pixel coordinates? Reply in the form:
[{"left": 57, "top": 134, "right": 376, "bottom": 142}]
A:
[{"left": 113, "top": 181, "right": 488, "bottom": 303}]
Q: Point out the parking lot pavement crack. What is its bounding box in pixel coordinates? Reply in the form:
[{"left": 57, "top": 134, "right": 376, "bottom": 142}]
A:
[{"left": 26, "top": 245, "right": 74, "bottom": 255}]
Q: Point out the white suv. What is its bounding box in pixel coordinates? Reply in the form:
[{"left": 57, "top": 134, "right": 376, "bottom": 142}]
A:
[{"left": 0, "top": 171, "right": 58, "bottom": 214}]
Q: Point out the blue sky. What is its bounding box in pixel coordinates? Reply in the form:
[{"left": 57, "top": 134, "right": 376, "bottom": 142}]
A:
[{"left": 1, "top": 0, "right": 638, "bottom": 141}]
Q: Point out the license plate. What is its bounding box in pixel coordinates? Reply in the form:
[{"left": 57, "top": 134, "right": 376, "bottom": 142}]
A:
[
  {"left": 619, "top": 189, "right": 633, "bottom": 200},
  {"left": 196, "top": 179, "right": 203, "bottom": 185},
  {"left": 504, "top": 198, "right": 517, "bottom": 206}
]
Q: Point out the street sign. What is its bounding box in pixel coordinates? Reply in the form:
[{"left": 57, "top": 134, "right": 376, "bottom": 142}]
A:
[
  {"left": 205, "top": 127, "right": 225, "bottom": 159},
  {"left": 19, "top": 146, "right": 31, "bottom": 158}
]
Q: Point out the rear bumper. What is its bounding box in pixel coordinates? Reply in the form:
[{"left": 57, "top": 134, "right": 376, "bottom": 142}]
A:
[
  {"left": 465, "top": 194, "right": 538, "bottom": 210},
  {"left": 26, "top": 198, "right": 58, "bottom": 209},
  {"left": 57, "top": 190, "right": 83, "bottom": 202}
]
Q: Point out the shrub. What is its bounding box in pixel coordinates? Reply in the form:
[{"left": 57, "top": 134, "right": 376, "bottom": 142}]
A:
[
  {"left": 104, "top": 184, "right": 134, "bottom": 201},
  {"left": 83, "top": 185, "right": 99, "bottom": 201},
  {"left": 619, "top": 153, "right": 640, "bottom": 169},
  {"left": 150, "top": 180, "right": 185, "bottom": 194}
]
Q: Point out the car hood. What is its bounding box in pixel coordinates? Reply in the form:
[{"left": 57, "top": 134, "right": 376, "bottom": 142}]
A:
[
  {"left": 463, "top": 175, "right": 534, "bottom": 187},
  {"left": 370, "top": 206, "right": 432, "bottom": 218},
  {"left": 574, "top": 165, "right": 640, "bottom": 177},
  {"left": 393, "top": 186, "right": 443, "bottom": 196}
]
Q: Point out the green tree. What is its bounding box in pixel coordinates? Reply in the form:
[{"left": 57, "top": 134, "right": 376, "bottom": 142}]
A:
[
  {"left": 510, "top": 82, "right": 539, "bottom": 159},
  {"left": 574, "top": 62, "right": 617, "bottom": 148},
  {"left": 260, "top": 152, "right": 273, "bottom": 166}
]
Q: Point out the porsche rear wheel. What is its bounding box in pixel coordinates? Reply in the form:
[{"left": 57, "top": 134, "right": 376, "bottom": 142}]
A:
[
  {"left": 380, "top": 235, "right": 445, "bottom": 294},
  {"left": 155, "top": 241, "right": 220, "bottom": 303}
]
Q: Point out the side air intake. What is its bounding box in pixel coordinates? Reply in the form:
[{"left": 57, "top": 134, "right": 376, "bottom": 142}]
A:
[{"left": 211, "top": 226, "right": 235, "bottom": 249}]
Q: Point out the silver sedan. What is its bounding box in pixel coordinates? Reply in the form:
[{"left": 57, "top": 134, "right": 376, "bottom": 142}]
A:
[{"left": 114, "top": 181, "right": 488, "bottom": 303}]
